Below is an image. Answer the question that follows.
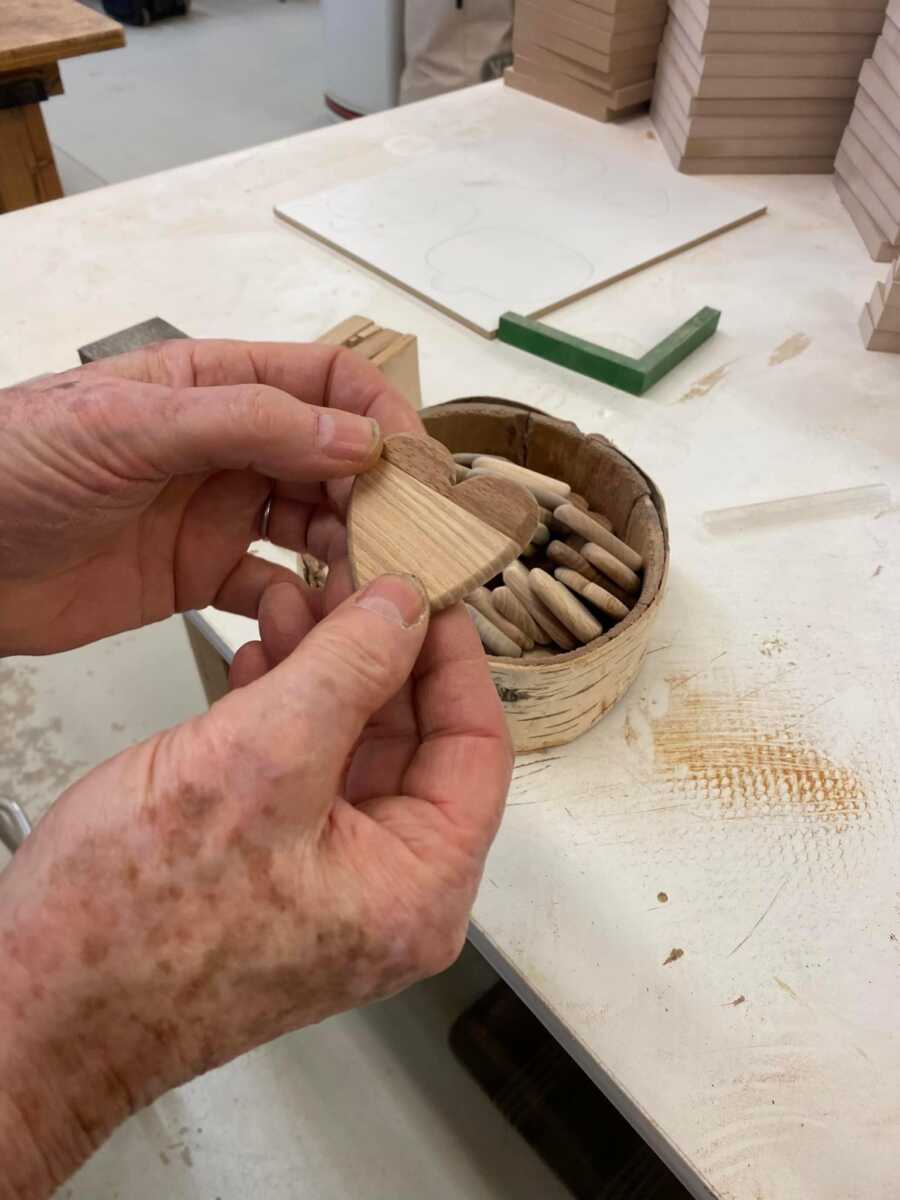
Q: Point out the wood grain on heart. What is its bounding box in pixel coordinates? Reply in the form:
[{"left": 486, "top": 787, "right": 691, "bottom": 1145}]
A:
[{"left": 348, "top": 434, "right": 539, "bottom": 611}]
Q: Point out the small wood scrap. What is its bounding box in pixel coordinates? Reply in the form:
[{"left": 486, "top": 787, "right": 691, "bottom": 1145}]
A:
[
  {"left": 860, "top": 256, "right": 900, "bottom": 350},
  {"left": 497, "top": 308, "right": 721, "bottom": 397},
  {"left": 317, "top": 315, "right": 422, "bottom": 409},
  {"left": 348, "top": 434, "right": 539, "bottom": 612}
]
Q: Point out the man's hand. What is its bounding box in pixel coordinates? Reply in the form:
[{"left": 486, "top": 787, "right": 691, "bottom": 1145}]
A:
[
  {"left": 0, "top": 339, "right": 420, "bottom": 655},
  {"left": 0, "top": 574, "right": 513, "bottom": 1199}
]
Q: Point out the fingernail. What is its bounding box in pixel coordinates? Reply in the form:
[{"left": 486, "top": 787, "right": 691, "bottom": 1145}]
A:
[
  {"left": 356, "top": 574, "right": 428, "bottom": 628},
  {"left": 317, "top": 410, "right": 381, "bottom": 462}
]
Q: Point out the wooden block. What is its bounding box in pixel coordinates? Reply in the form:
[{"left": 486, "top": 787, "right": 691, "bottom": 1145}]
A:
[
  {"left": 869, "top": 280, "right": 900, "bottom": 332},
  {"left": 553, "top": 503, "right": 643, "bottom": 572},
  {"left": 513, "top": 36, "right": 658, "bottom": 87},
  {"left": 512, "top": 24, "right": 660, "bottom": 72},
  {"left": 655, "top": 98, "right": 841, "bottom": 157},
  {"left": 691, "top": 96, "right": 854, "bottom": 117},
  {"left": 371, "top": 334, "right": 422, "bottom": 411},
  {"left": 859, "top": 61, "right": 900, "bottom": 137},
  {"left": 860, "top": 300, "right": 900, "bottom": 351},
  {"left": 679, "top": 0, "right": 888, "bottom": 35},
  {"left": 881, "top": 15, "right": 900, "bottom": 59},
  {"left": 663, "top": 21, "right": 863, "bottom": 96},
  {"left": 553, "top": 566, "right": 630, "bottom": 621},
  {"left": 517, "top": 1, "right": 666, "bottom": 55},
  {"left": 839, "top": 129, "right": 900, "bottom": 237},
  {"left": 529, "top": 568, "right": 604, "bottom": 644},
  {"left": 464, "top": 604, "right": 524, "bottom": 658},
  {"left": 502, "top": 561, "right": 578, "bottom": 651},
  {"left": 317, "top": 316, "right": 422, "bottom": 410},
  {"left": 492, "top": 585, "right": 551, "bottom": 646},
  {"left": 349, "top": 434, "right": 539, "bottom": 613},
  {"left": 873, "top": 36, "right": 900, "bottom": 92},
  {"left": 850, "top": 106, "right": 900, "bottom": 192},
  {"left": 467, "top": 587, "right": 534, "bottom": 650},
  {"left": 0, "top": 102, "right": 61, "bottom": 213},
  {"left": 510, "top": 60, "right": 655, "bottom": 116},
  {"left": 536, "top": 0, "right": 667, "bottom": 34},
  {"left": 855, "top": 84, "right": 900, "bottom": 174},
  {"left": 880, "top": 261, "right": 900, "bottom": 306},
  {"left": 834, "top": 169, "right": 898, "bottom": 261}
]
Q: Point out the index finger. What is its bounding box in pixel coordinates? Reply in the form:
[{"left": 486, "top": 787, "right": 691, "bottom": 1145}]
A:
[
  {"left": 76, "top": 338, "right": 424, "bottom": 439},
  {"left": 402, "top": 606, "right": 513, "bottom": 854}
]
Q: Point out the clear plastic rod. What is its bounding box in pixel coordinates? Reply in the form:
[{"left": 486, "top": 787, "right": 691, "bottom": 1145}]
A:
[{"left": 703, "top": 484, "right": 891, "bottom": 535}]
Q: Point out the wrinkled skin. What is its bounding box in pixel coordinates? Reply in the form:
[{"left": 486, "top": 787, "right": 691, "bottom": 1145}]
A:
[{"left": 0, "top": 342, "right": 512, "bottom": 1200}]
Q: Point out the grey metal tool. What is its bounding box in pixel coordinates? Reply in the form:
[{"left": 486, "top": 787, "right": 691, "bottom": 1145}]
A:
[{"left": 0, "top": 800, "right": 32, "bottom": 855}]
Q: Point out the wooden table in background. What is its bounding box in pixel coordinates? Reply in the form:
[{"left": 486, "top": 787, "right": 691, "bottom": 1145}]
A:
[{"left": 0, "top": 0, "right": 123, "bottom": 213}]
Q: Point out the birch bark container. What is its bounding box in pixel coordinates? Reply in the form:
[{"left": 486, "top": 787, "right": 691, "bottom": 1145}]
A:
[{"left": 421, "top": 399, "right": 669, "bottom": 754}]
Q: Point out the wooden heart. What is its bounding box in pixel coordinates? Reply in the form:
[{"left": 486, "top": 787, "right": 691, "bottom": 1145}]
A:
[{"left": 348, "top": 434, "right": 539, "bottom": 611}]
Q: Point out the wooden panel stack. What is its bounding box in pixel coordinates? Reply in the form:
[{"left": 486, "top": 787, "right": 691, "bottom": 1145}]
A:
[
  {"left": 651, "top": 0, "right": 888, "bottom": 175},
  {"left": 860, "top": 257, "right": 900, "bottom": 349},
  {"left": 504, "top": 0, "right": 669, "bottom": 122},
  {"left": 835, "top": 0, "right": 900, "bottom": 260}
]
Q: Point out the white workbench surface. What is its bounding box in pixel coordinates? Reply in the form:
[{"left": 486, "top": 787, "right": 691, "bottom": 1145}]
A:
[{"left": 2, "top": 82, "right": 898, "bottom": 1200}]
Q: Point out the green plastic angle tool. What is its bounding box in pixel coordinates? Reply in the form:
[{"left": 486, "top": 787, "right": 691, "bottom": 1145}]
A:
[{"left": 497, "top": 307, "right": 721, "bottom": 397}]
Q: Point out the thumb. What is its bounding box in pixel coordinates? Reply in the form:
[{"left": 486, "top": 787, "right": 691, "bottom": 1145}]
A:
[{"left": 216, "top": 574, "right": 429, "bottom": 799}]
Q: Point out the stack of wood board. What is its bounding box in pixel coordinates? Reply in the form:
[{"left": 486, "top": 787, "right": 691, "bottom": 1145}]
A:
[
  {"left": 504, "top": 0, "right": 669, "bottom": 122},
  {"left": 835, "top": 0, "right": 900, "bottom": 260},
  {"left": 652, "top": 0, "right": 888, "bottom": 175},
  {"left": 317, "top": 315, "right": 422, "bottom": 409},
  {"left": 860, "top": 257, "right": 900, "bottom": 348}
]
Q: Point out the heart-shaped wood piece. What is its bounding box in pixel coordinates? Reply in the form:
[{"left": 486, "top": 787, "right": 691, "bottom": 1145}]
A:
[{"left": 348, "top": 434, "right": 539, "bottom": 611}]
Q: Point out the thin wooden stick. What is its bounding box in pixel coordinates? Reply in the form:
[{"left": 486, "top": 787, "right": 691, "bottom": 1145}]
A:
[
  {"left": 467, "top": 587, "right": 533, "bottom": 650},
  {"left": 553, "top": 503, "right": 643, "bottom": 572},
  {"left": 529, "top": 569, "right": 604, "bottom": 644},
  {"left": 492, "top": 586, "right": 550, "bottom": 646},
  {"left": 554, "top": 567, "right": 629, "bottom": 622},
  {"left": 464, "top": 604, "right": 523, "bottom": 658}
]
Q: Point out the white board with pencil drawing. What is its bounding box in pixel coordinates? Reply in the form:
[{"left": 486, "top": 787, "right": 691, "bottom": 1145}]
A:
[{"left": 275, "top": 86, "right": 765, "bottom": 337}]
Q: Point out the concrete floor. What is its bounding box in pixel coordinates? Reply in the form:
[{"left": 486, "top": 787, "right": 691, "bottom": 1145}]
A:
[
  {"left": 3, "top": 6, "right": 571, "bottom": 1196},
  {"left": 45, "top": 0, "right": 331, "bottom": 194}
]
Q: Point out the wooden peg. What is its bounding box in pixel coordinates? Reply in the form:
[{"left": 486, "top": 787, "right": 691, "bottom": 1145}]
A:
[
  {"left": 537, "top": 505, "right": 555, "bottom": 526},
  {"left": 453, "top": 452, "right": 482, "bottom": 466},
  {"left": 553, "top": 503, "right": 643, "bottom": 572},
  {"left": 473, "top": 457, "right": 571, "bottom": 499},
  {"left": 502, "top": 562, "right": 577, "bottom": 652},
  {"left": 547, "top": 539, "right": 603, "bottom": 585},
  {"left": 453, "top": 462, "right": 472, "bottom": 483},
  {"left": 465, "top": 604, "right": 523, "bottom": 658},
  {"left": 529, "top": 569, "right": 604, "bottom": 645},
  {"left": 467, "top": 587, "right": 533, "bottom": 651},
  {"left": 532, "top": 522, "right": 550, "bottom": 547},
  {"left": 553, "top": 567, "right": 629, "bottom": 622},
  {"left": 492, "top": 585, "right": 550, "bottom": 646},
  {"left": 471, "top": 465, "right": 569, "bottom": 511},
  {"left": 587, "top": 510, "right": 613, "bottom": 532},
  {"left": 580, "top": 541, "right": 641, "bottom": 594}
]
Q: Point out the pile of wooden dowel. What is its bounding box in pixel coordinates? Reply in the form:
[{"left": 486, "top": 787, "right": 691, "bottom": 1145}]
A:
[{"left": 455, "top": 453, "right": 645, "bottom": 659}]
